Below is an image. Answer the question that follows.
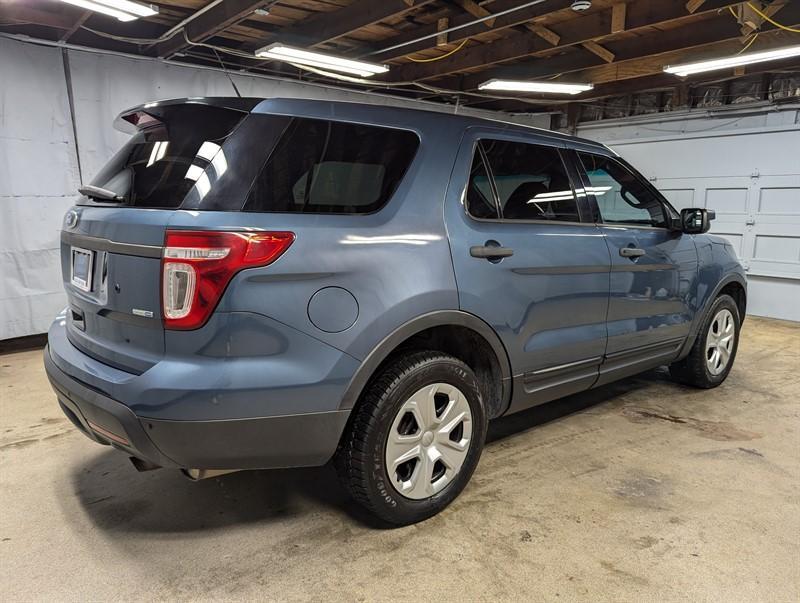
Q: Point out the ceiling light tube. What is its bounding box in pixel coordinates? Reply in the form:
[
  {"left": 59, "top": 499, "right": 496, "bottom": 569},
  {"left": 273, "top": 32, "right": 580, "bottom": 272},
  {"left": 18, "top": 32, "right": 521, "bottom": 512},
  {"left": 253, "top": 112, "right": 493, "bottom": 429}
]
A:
[
  {"left": 478, "top": 79, "right": 594, "bottom": 94},
  {"left": 255, "top": 43, "right": 389, "bottom": 77},
  {"left": 664, "top": 44, "right": 800, "bottom": 77},
  {"left": 59, "top": 0, "right": 158, "bottom": 21}
]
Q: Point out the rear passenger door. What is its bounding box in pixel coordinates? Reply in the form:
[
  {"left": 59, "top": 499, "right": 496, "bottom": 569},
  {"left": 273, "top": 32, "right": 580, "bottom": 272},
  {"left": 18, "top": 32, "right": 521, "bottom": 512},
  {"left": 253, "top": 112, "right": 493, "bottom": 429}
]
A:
[
  {"left": 572, "top": 151, "right": 698, "bottom": 385},
  {"left": 444, "top": 129, "right": 611, "bottom": 414}
]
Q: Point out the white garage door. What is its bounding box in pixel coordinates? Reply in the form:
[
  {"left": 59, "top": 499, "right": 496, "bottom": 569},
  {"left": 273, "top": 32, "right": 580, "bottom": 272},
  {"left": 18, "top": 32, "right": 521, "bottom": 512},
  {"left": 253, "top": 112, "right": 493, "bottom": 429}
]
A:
[{"left": 578, "top": 114, "right": 800, "bottom": 322}]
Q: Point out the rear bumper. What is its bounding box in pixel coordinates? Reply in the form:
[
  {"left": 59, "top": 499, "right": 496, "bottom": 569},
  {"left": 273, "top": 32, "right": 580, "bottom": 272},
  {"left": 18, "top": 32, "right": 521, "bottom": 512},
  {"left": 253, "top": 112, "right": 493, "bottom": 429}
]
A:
[{"left": 44, "top": 345, "right": 350, "bottom": 470}]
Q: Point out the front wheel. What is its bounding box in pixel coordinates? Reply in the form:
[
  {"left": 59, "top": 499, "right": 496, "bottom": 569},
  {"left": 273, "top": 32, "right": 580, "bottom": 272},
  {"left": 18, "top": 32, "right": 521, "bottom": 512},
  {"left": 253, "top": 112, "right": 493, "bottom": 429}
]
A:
[
  {"left": 336, "top": 352, "right": 487, "bottom": 526},
  {"left": 670, "top": 294, "right": 741, "bottom": 388}
]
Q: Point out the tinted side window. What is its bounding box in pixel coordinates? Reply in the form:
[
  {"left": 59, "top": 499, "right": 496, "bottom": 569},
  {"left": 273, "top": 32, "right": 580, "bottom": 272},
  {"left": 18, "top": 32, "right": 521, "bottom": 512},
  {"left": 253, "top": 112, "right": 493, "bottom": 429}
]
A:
[
  {"left": 481, "top": 140, "right": 579, "bottom": 222},
  {"left": 578, "top": 152, "right": 667, "bottom": 227},
  {"left": 466, "top": 148, "right": 498, "bottom": 219},
  {"left": 244, "top": 118, "right": 419, "bottom": 214}
]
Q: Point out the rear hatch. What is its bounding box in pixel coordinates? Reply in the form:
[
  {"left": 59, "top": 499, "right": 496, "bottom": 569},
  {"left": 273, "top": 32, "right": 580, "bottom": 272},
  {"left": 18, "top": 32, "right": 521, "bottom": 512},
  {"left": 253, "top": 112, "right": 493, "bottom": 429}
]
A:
[{"left": 61, "top": 100, "right": 257, "bottom": 374}]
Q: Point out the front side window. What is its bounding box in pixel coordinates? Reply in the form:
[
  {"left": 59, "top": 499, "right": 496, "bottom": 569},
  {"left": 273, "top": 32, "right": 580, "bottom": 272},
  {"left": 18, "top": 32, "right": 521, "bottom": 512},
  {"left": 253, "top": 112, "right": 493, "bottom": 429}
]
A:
[
  {"left": 577, "top": 152, "right": 667, "bottom": 227},
  {"left": 244, "top": 118, "right": 419, "bottom": 214},
  {"left": 478, "top": 140, "right": 580, "bottom": 222}
]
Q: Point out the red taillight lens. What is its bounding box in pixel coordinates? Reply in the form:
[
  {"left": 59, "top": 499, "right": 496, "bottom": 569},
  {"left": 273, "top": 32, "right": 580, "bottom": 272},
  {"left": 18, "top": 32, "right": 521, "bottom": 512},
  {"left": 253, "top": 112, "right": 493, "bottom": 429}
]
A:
[{"left": 161, "top": 230, "right": 294, "bottom": 330}]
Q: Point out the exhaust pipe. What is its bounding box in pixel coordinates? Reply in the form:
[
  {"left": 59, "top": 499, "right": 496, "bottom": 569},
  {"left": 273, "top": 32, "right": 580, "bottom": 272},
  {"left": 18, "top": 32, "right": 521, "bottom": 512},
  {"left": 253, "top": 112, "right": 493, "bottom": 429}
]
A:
[
  {"left": 181, "top": 468, "right": 241, "bottom": 481},
  {"left": 129, "top": 456, "right": 161, "bottom": 472}
]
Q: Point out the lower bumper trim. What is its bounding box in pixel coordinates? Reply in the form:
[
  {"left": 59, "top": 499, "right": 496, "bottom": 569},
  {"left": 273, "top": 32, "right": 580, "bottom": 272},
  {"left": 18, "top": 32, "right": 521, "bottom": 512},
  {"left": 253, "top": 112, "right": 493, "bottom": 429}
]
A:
[{"left": 44, "top": 345, "right": 351, "bottom": 470}]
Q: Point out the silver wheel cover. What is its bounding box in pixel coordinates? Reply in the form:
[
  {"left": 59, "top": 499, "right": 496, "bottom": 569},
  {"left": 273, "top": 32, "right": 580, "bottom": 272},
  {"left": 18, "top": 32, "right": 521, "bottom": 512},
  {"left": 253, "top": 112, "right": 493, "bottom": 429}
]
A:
[
  {"left": 706, "top": 308, "right": 735, "bottom": 376},
  {"left": 384, "top": 383, "right": 473, "bottom": 500}
]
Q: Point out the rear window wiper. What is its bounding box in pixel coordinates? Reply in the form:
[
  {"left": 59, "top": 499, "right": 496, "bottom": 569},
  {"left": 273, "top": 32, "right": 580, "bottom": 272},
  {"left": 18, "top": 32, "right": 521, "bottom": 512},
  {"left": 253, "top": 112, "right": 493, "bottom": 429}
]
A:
[{"left": 78, "top": 185, "right": 125, "bottom": 202}]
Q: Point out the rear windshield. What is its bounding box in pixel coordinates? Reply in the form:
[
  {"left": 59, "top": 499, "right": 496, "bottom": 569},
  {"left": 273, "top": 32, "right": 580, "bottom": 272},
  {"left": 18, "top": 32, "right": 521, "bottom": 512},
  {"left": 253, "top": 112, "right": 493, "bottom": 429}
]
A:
[
  {"left": 84, "top": 109, "right": 419, "bottom": 214},
  {"left": 83, "top": 104, "right": 246, "bottom": 208},
  {"left": 242, "top": 118, "right": 420, "bottom": 214}
]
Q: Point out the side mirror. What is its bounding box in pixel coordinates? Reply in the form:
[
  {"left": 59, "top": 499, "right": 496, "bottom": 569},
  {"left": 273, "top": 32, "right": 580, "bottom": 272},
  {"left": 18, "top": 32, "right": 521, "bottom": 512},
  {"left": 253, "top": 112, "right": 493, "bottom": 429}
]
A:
[{"left": 680, "top": 208, "right": 714, "bottom": 234}]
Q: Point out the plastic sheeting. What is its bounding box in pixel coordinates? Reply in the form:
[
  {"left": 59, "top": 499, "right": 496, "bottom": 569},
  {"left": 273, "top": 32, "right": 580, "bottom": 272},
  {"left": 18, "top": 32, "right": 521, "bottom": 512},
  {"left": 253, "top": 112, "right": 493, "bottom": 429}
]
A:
[
  {"left": 1, "top": 36, "right": 550, "bottom": 340},
  {"left": 1, "top": 38, "right": 80, "bottom": 340}
]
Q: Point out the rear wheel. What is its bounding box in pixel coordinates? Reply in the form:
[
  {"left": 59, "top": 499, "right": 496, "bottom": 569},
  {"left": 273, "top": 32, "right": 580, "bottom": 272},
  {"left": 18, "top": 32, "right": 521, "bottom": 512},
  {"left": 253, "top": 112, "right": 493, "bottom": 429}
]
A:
[
  {"left": 670, "top": 294, "right": 740, "bottom": 388},
  {"left": 336, "top": 352, "right": 487, "bottom": 526}
]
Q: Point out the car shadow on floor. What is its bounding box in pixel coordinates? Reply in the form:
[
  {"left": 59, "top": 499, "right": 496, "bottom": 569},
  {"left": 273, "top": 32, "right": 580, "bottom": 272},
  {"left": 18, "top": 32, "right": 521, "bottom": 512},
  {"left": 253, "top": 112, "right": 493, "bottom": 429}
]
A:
[{"left": 69, "top": 368, "right": 675, "bottom": 534}]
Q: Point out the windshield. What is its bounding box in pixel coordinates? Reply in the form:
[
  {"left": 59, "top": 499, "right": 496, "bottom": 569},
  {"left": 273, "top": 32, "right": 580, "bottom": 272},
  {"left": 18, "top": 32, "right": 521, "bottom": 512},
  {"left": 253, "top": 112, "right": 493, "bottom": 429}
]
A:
[{"left": 83, "top": 104, "right": 246, "bottom": 208}]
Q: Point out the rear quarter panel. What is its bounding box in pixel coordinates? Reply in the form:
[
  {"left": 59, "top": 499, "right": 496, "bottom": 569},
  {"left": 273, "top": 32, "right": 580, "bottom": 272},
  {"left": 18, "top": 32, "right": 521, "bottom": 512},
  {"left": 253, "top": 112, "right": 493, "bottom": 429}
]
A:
[{"left": 167, "top": 102, "right": 466, "bottom": 363}]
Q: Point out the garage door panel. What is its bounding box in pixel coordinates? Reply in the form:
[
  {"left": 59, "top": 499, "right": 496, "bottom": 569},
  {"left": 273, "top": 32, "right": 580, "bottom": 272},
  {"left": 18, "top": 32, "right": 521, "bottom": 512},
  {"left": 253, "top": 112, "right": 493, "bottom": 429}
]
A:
[
  {"left": 706, "top": 188, "right": 748, "bottom": 215},
  {"left": 661, "top": 188, "right": 695, "bottom": 210},
  {"left": 758, "top": 187, "right": 800, "bottom": 215},
  {"left": 749, "top": 177, "right": 800, "bottom": 279},
  {"left": 714, "top": 232, "right": 745, "bottom": 257},
  {"left": 750, "top": 230, "right": 800, "bottom": 278},
  {"left": 602, "top": 125, "right": 798, "bottom": 320}
]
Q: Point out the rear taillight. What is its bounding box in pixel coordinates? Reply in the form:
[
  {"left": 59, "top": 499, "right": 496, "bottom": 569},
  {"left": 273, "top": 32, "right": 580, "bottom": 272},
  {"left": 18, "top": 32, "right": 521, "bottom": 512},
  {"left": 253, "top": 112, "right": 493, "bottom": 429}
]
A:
[{"left": 161, "top": 230, "right": 294, "bottom": 330}]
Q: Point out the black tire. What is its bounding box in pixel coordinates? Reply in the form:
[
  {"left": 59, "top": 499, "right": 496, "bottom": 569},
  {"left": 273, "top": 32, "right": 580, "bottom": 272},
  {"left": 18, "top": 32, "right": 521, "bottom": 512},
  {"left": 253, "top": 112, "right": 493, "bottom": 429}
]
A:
[
  {"left": 669, "top": 294, "right": 741, "bottom": 388},
  {"left": 336, "top": 351, "right": 487, "bottom": 526}
]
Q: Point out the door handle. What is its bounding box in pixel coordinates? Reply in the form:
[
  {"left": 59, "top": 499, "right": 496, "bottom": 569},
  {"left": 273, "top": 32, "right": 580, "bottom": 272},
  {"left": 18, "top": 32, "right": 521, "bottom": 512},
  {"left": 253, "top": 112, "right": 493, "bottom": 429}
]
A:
[
  {"left": 470, "top": 243, "right": 514, "bottom": 260},
  {"left": 620, "top": 247, "right": 646, "bottom": 258}
]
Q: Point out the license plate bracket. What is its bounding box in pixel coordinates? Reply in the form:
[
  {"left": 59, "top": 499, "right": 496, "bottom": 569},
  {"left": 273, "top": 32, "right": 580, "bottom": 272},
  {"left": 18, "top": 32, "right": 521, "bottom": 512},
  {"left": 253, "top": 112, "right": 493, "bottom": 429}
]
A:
[{"left": 70, "top": 246, "right": 94, "bottom": 292}]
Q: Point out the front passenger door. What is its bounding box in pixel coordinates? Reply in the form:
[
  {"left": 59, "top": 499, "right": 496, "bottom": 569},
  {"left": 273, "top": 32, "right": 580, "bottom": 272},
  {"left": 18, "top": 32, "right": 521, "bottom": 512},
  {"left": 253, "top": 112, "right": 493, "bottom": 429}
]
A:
[{"left": 575, "top": 151, "right": 699, "bottom": 385}]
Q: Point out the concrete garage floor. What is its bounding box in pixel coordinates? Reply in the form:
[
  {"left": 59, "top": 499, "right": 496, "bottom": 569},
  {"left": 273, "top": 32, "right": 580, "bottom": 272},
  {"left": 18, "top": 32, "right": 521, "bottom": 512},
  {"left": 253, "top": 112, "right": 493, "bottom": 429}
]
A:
[{"left": 1, "top": 317, "right": 798, "bottom": 601}]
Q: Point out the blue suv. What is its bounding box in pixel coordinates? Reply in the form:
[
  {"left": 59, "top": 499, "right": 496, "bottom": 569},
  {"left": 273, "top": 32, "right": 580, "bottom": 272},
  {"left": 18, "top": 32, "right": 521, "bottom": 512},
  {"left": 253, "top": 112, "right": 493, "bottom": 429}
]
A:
[{"left": 45, "top": 97, "right": 746, "bottom": 525}]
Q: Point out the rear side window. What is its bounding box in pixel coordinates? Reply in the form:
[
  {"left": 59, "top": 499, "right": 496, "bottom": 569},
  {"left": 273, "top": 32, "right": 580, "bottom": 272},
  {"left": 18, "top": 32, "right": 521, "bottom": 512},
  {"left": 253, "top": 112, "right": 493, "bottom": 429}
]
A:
[
  {"left": 244, "top": 118, "right": 419, "bottom": 214},
  {"left": 472, "top": 139, "right": 580, "bottom": 222},
  {"left": 84, "top": 104, "right": 246, "bottom": 208},
  {"left": 466, "top": 150, "right": 498, "bottom": 219}
]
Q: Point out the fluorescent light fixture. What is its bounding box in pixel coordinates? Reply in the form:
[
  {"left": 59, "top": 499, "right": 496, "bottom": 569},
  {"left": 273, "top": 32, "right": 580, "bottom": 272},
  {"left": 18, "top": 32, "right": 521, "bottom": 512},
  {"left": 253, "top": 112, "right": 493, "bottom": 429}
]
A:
[
  {"left": 59, "top": 0, "right": 158, "bottom": 21},
  {"left": 478, "top": 79, "right": 594, "bottom": 94},
  {"left": 664, "top": 44, "right": 800, "bottom": 77},
  {"left": 255, "top": 43, "right": 389, "bottom": 77}
]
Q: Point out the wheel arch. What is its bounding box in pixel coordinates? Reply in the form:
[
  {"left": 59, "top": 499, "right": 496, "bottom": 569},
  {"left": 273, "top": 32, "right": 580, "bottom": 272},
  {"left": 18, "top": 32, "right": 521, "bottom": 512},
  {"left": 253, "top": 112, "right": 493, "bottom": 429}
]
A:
[
  {"left": 678, "top": 273, "right": 747, "bottom": 360},
  {"left": 338, "top": 311, "right": 512, "bottom": 419}
]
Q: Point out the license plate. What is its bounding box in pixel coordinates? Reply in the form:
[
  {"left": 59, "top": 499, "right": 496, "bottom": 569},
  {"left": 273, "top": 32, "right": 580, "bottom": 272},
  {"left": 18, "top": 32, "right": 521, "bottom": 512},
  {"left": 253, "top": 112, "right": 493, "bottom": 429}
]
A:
[{"left": 70, "top": 246, "right": 94, "bottom": 292}]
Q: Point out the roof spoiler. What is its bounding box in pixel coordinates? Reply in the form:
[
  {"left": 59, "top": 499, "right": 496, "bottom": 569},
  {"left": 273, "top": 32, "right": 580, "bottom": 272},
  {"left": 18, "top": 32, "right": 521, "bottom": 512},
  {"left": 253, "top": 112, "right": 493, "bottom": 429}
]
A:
[{"left": 113, "top": 97, "right": 262, "bottom": 133}]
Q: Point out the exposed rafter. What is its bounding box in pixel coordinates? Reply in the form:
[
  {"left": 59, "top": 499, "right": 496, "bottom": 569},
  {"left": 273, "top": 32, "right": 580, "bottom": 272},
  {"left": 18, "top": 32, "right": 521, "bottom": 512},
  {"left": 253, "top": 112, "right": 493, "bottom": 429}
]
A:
[
  {"left": 0, "top": 4, "right": 77, "bottom": 30},
  {"left": 0, "top": 0, "right": 798, "bottom": 117},
  {"left": 249, "top": 0, "right": 438, "bottom": 50},
  {"left": 367, "top": 0, "right": 576, "bottom": 62},
  {"left": 391, "top": 0, "right": 750, "bottom": 82},
  {"left": 456, "top": 2, "right": 800, "bottom": 90},
  {"left": 156, "top": 1, "right": 271, "bottom": 58},
  {"left": 568, "top": 57, "right": 800, "bottom": 101},
  {"left": 563, "top": 27, "right": 800, "bottom": 87}
]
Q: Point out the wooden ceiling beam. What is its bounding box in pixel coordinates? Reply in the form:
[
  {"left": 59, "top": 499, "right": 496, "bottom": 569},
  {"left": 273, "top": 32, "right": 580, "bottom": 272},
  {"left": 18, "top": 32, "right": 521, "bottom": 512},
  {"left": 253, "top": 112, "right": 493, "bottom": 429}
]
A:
[
  {"left": 249, "top": 0, "right": 437, "bottom": 51},
  {"left": 453, "top": 0, "right": 496, "bottom": 28},
  {"left": 453, "top": 1, "right": 800, "bottom": 90},
  {"left": 582, "top": 41, "right": 615, "bottom": 63},
  {"left": 367, "top": 0, "right": 576, "bottom": 62},
  {"left": 559, "top": 26, "right": 800, "bottom": 87},
  {"left": 570, "top": 58, "right": 800, "bottom": 101},
  {"left": 389, "top": 0, "right": 745, "bottom": 82},
  {"left": 611, "top": 3, "right": 627, "bottom": 33},
  {"left": 60, "top": 11, "right": 91, "bottom": 42},
  {"left": 735, "top": 0, "right": 789, "bottom": 35},
  {"left": 0, "top": 4, "right": 76, "bottom": 30},
  {"left": 156, "top": 0, "right": 270, "bottom": 58},
  {"left": 525, "top": 23, "right": 561, "bottom": 46},
  {"left": 465, "top": 58, "right": 799, "bottom": 112},
  {"left": 686, "top": 0, "right": 707, "bottom": 14}
]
